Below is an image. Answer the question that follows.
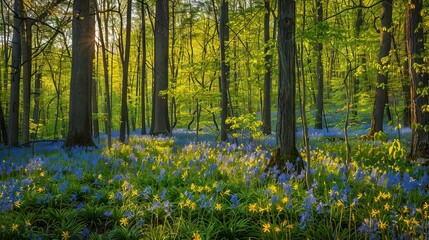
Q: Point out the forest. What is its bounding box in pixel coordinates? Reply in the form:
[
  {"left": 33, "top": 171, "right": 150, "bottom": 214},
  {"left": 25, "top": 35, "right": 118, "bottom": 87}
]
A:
[{"left": 1, "top": 0, "right": 429, "bottom": 239}]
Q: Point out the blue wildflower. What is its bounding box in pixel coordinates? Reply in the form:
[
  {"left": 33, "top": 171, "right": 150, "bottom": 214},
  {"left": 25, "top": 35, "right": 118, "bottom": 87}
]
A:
[
  {"left": 230, "top": 194, "right": 240, "bottom": 209},
  {"left": 114, "top": 191, "right": 123, "bottom": 201}
]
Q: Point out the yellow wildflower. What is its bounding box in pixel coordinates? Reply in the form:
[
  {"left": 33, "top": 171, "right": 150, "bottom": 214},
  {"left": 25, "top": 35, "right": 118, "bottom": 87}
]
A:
[
  {"left": 98, "top": 174, "right": 102, "bottom": 180},
  {"left": 248, "top": 203, "right": 257, "bottom": 213},
  {"left": 275, "top": 226, "right": 281, "bottom": 233},
  {"left": 190, "top": 183, "right": 196, "bottom": 191},
  {"left": 120, "top": 217, "right": 129, "bottom": 226},
  {"left": 276, "top": 205, "right": 284, "bottom": 212},
  {"left": 215, "top": 203, "right": 222, "bottom": 211},
  {"left": 281, "top": 197, "right": 289, "bottom": 204},
  {"left": 62, "top": 231, "right": 70, "bottom": 240},
  {"left": 262, "top": 223, "right": 271, "bottom": 233},
  {"left": 224, "top": 189, "right": 231, "bottom": 196},
  {"left": 14, "top": 200, "right": 20, "bottom": 208},
  {"left": 336, "top": 200, "right": 344, "bottom": 207},
  {"left": 153, "top": 194, "right": 159, "bottom": 201},
  {"left": 40, "top": 171, "right": 45, "bottom": 177},
  {"left": 192, "top": 232, "right": 202, "bottom": 240},
  {"left": 423, "top": 202, "right": 429, "bottom": 210},
  {"left": 379, "top": 220, "right": 387, "bottom": 230},
  {"left": 384, "top": 202, "right": 391, "bottom": 211},
  {"left": 403, "top": 205, "right": 409, "bottom": 214},
  {"left": 132, "top": 190, "right": 138, "bottom": 196},
  {"left": 268, "top": 184, "right": 277, "bottom": 194},
  {"left": 371, "top": 209, "right": 380, "bottom": 217},
  {"left": 11, "top": 223, "right": 19, "bottom": 232},
  {"left": 25, "top": 220, "right": 31, "bottom": 228}
]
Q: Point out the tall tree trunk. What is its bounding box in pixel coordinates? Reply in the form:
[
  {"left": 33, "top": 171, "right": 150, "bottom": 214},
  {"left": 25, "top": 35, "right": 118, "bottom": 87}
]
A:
[
  {"left": 406, "top": 0, "right": 429, "bottom": 159},
  {"left": 32, "top": 70, "right": 41, "bottom": 140},
  {"left": 8, "top": 0, "right": 23, "bottom": 147},
  {"left": 120, "top": 0, "right": 132, "bottom": 142},
  {"left": 314, "top": 0, "right": 323, "bottom": 129},
  {"left": 370, "top": 0, "right": 392, "bottom": 135},
  {"left": 0, "top": 98, "right": 7, "bottom": 145},
  {"left": 262, "top": 0, "right": 272, "bottom": 135},
  {"left": 220, "top": 0, "right": 229, "bottom": 142},
  {"left": 141, "top": 0, "right": 147, "bottom": 135},
  {"left": 64, "top": 0, "right": 95, "bottom": 147},
  {"left": 150, "top": 0, "right": 171, "bottom": 135},
  {"left": 94, "top": 0, "right": 112, "bottom": 147},
  {"left": 270, "top": 0, "right": 301, "bottom": 171},
  {"left": 22, "top": 19, "right": 32, "bottom": 144},
  {"left": 92, "top": 79, "right": 99, "bottom": 140}
]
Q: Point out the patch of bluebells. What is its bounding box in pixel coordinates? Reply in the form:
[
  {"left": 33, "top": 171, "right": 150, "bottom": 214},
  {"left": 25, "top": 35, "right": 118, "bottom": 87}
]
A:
[
  {"left": 230, "top": 194, "right": 240, "bottom": 209},
  {"left": 358, "top": 218, "right": 379, "bottom": 240},
  {"left": 0, "top": 179, "right": 22, "bottom": 213}
]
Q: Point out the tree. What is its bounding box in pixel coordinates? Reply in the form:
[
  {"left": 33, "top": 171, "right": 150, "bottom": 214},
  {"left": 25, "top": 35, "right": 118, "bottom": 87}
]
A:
[
  {"left": 8, "top": 0, "right": 23, "bottom": 147},
  {"left": 314, "top": 0, "right": 323, "bottom": 129},
  {"left": 119, "top": 0, "right": 132, "bottom": 142},
  {"left": 219, "top": 0, "right": 229, "bottom": 141},
  {"left": 269, "top": 0, "right": 301, "bottom": 172},
  {"left": 150, "top": 0, "right": 171, "bottom": 135},
  {"left": 262, "top": 0, "right": 272, "bottom": 135},
  {"left": 369, "top": 0, "right": 392, "bottom": 135},
  {"left": 0, "top": 98, "right": 7, "bottom": 145},
  {"left": 63, "top": 0, "right": 96, "bottom": 147},
  {"left": 406, "top": 0, "right": 429, "bottom": 159}
]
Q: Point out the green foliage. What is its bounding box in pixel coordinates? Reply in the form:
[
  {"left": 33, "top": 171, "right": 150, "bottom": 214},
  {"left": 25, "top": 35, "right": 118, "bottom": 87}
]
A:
[{"left": 225, "top": 113, "right": 263, "bottom": 142}]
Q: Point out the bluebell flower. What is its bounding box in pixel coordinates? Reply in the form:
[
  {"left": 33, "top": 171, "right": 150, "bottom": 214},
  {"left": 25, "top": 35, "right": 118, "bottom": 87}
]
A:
[
  {"left": 163, "top": 200, "right": 173, "bottom": 215},
  {"left": 149, "top": 201, "right": 161, "bottom": 212},
  {"left": 354, "top": 168, "right": 364, "bottom": 182},
  {"left": 283, "top": 183, "right": 292, "bottom": 194},
  {"left": 270, "top": 195, "right": 279, "bottom": 204},
  {"left": 81, "top": 186, "right": 91, "bottom": 194},
  {"left": 230, "top": 194, "right": 239, "bottom": 209},
  {"left": 157, "top": 168, "right": 166, "bottom": 182},
  {"left": 103, "top": 211, "right": 113, "bottom": 217},
  {"left": 124, "top": 211, "right": 134, "bottom": 219},
  {"left": 75, "top": 202, "right": 84, "bottom": 211},
  {"left": 278, "top": 173, "right": 290, "bottom": 183},
  {"left": 141, "top": 187, "right": 151, "bottom": 199},
  {"left": 160, "top": 188, "right": 167, "bottom": 200},
  {"left": 74, "top": 167, "right": 83, "bottom": 180},
  {"left": 20, "top": 178, "right": 33, "bottom": 188},
  {"left": 402, "top": 172, "right": 418, "bottom": 194},
  {"left": 259, "top": 172, "right": 267, "bottom": 183},
  {"left": 136, "top": 218, "right": 145, "bottom": 227},
  {"left": 386, "top": 172, "right": 401, "bottom": 189},
  {"left": 69, "top": 194, "right": 77, "bottom": 202},
  {"left": 114, "top": 191, "right": 123, "bottom": 201},
  {"left": 95, "top": 192, "right": 104, "bottom": 201},
  {"left": 59, "top": 180, "right": 69, "bottom": 193}
]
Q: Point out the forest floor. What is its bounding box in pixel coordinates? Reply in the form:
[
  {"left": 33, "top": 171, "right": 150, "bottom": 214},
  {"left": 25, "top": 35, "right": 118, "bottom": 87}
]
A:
[{"left": 1, "top": 124, "right": 427, "bottom": 240}]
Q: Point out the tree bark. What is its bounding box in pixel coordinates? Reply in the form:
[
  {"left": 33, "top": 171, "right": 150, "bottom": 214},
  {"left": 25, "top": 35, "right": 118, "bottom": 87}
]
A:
[
  {"left": 262, "top": 0, "right": 272, "bottom": 135},
  {"left": 8, "top": 0, "right": 24, "bottom": 147},
  {"left": 22, "top": 19, "right": 32, "bottom": 144},
  {"left": 220, "top": 0, "right": 229, "bottom": 142},
  {"left": 314, "top": 0, "right": 323, "bottom": 129},
  {"left": 272, "top": 0, "right": 301, "bottom": 171},
  {"left": 120, "top": 0, "right": 132, "bottom": 142},
  {"left": 141, "top": 0, "right": 147, "bottom": 135},
  {"left": 64, "top": 0, "right": 95, "bottom": 147},
  {"left": 370, "top": 0, "right": 392, "bottom": 135},
  {"left": 150, "top": 0, "right": 171, "bottom": 135},
  {"left": 0, "top": 98, "right": 7, "bottom": 145},
  {"left": 406, "top": 0, "right": 429, "bottom": 159}
]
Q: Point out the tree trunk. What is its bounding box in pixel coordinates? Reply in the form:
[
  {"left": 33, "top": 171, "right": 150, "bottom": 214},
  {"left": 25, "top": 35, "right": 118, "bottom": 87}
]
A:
[
  {"left": 0, "top": 98, "right": 7, "bottom": 145},
  {"left": 406, "top": 0, "right": 429, "bottom": 159},
  {"left": 94, "top": 0, "right": 112, "bottom": 147},
  {"left": 120, "top": 0, "right": 132, "bottom": 142},
  {"left": 220, "top": 0, "right": 229, "bottom": 142},
  {"left": 8, "top": 0, "right": 23, "bottom": 147},
  {"left": 22, "top": 19, "right": 32, "bottom": 144},
  {"left": 370, "top": 0, "right": 392, "bottom": 135},
  {"left": 262, "top": 0, "right": 272, "bottom": 135},
  {"left": 314, "top": 0, "right": 323, "bottom": 129},
  {"left": 32, "top": 70, "right": 41, "bottom": 140},
  {"left": 64, "top": 0, "right": 95, "bottom": 147},
  {"left": 271, "top": 0, "right": 301, "bottom": 171},
  {"left": 92, "top": 79, "right": 99, "bottom": 140},
  {"left": 150, "top": 0, "right": 171, "bottom": 135},
  {"left": 141, "top": 0, "right": 147, "bottom": 135}
]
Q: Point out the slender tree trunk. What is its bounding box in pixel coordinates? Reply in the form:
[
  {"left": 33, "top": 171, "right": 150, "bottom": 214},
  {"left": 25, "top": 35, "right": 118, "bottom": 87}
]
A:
[
  {"left": 8, "top": 0, "right": 23, "bottom": 147},
  {"left": 120, "top": 0, "right": 132, "bottom": 142},
  {"left": 406, "top": 0, "right": 429, "bottom": 159},
  {"left": 94, "top": 0, "right": 112, "bottom": 147},
  {"left": 64, "top": 0, "right": 95, "bottom": 147},
  {"left": 0, "top": 98, "right": 7, "bottom": 145},
  {"left": 22, "top": 19, "right": 32, "bottom": 144},
  {"left": 92, "top": 79, "right": 99, "bottom": 140},
  {"left": 262, "top": 0, "right": 272, "bottom": 135},
  {"left": 141, "top": 0, "right": 147, "bottom": 135},
  {"left": 220, "top": 0, "right": 229, "bottom": 142},
  {"left": 150, "top": 0, "right": 171, "bottom": 135},
  {"left": 32, "top": 70, "right": 41, "bottom": 140},
  {"left": 370, "top": 0, "right": 392, "bottom": 135},
  {"left": 314, "top": 0, "right": 323, "bottom": 129}
]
